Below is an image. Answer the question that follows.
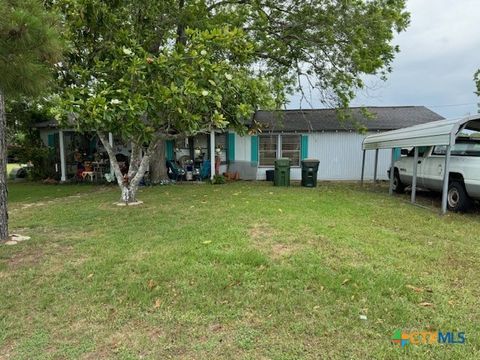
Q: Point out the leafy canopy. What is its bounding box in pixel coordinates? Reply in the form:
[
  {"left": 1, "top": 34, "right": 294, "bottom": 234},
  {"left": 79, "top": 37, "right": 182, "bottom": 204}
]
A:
[
  {"left": 52, "top": 1, "right": 282, "bottom": 142},
  {"left": 0, "top": 0, "right": 62, "bottom": 97},
  {"left": 52, "top": 0, "right": 409, "bottom": 141}
]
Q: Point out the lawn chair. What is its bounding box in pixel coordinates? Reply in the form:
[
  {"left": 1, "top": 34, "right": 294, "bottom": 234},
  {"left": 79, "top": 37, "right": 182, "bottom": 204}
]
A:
[{"left": 166, "top": 160, "right": 185, "bottom": 181}]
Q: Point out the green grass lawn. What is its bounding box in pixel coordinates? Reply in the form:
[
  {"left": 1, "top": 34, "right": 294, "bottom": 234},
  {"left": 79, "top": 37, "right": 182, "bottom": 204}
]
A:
[{"left": 1, "top": 182, "right": 479, "bottom": 359}]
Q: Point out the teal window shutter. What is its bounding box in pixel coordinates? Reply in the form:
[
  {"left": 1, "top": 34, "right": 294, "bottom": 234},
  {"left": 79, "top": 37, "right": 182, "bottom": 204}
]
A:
[
  {"left": 393, "top": 147, "right": 401, "bottom": 161},
  {"left": 47, "top": 134, "right": 55, "bottom": 148},
  {"left": 166, "top": 140, "right": 175, "bottom": 160},
  {"left": 251, "top": 135, "right": 258, "bottom": 164},
  {"left": 301, "top": 135, "right": 308, "bottom": 160},
  {"left": 227, "top": 133, "right": 235, "bottom": 162}
]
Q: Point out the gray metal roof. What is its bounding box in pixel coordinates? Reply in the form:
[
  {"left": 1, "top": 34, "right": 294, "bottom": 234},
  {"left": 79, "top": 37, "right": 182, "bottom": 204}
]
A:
[
  {"left": 363, "top": 114, "right": 480, "bottom": 150},
  {"left": 254, "top": 106, "right": 444, "bottom": 132},
  {"left": 35, "top": 106, "right": 444, "bottom": 133}
]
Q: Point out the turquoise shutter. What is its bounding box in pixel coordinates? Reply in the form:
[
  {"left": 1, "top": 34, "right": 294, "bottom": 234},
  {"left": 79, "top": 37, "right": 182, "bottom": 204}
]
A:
[
  {"left": 166, "top": 140, "right": 175, "bottom": 160},
  {"left": 251, "top": 135, "right": 258, "bottom": 165},
  {"left": 228, "top": 133, "right": 235, "bottom": 162},
  {"left": 47, "top": 133, "right": 55, "bottom": 148},
  {"left": 301, "top": 135, "right": 308, "bottom": 160},
  {"left": 89, "top": 137, "right": 96, "bottom": 155},
  {"left": 393, "top": 147, "right": 401, "bottom": 161}
]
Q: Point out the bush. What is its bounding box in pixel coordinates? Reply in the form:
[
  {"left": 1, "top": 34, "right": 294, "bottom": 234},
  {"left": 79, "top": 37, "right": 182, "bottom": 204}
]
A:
[
  {"left": 211, "top": 174, "right": 226, "bottom": 185},
  {"left": 12, "top": 144, "right": 57, "bottom": 181}
]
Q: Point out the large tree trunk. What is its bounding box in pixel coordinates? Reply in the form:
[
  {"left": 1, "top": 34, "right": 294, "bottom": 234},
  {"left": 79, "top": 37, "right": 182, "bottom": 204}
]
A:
[
  {"left": 98, "top": 132, "right": 160, "bottom": 204},
  {"left": 149, "top": 139, "right": 168, "bottom": 184},
  {"left": 0, "top": 92, "right": 8, "bottom": 241}
]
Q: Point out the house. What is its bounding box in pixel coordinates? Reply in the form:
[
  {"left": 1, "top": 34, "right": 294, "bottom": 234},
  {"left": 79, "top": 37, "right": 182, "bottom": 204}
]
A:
[{"left": 35, "top": 106, "right": 443, "bottom": 182}]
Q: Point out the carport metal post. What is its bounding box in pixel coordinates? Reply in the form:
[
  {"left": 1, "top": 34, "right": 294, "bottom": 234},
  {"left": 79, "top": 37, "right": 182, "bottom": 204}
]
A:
[
  {"left": 388, "top": 148, "right": 395, "bottom": 195},
  {"left": 360, "top": 150, "right": 366, "bottom": 186},
  {"left": 441, "top": 145, "right": 452, "bottom": 214},
  {"left": 373, "top": 149, "right": 379, "bottom": 183},
  {"left": 411, "top": 147, "right": 418, "bottom": 204}
]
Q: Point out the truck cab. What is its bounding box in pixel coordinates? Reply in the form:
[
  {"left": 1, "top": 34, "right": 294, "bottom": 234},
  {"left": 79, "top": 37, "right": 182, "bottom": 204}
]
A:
[{"left": 392, "top": 138, "right": 480, "bottom": 211}]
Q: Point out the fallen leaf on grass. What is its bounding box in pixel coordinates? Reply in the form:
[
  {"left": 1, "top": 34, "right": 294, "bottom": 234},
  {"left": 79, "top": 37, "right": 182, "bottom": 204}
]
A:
[
  {"left": 87, "top": 273, "right": 94, "bottom": 279},
  {"left": 202, "top": 240, "right": 212, "bottom": 244},
  {"left": 154, "top": 299, "right": 161, "bottom": 309},
  {"left": 419, "top": 302, "right": 434, "bottom": 307},
  {"left": 448, "top": 300, "right": 455, "bottom": 306},
  {"left": 406, "top": 284, "right": 424, "bottom": 292},
  {"left": 278, "top": 208, "right": 283, "bottom": 213},
  {"left": 341, "top": 279, "right": 350, "bottom": 285},
  {"left": 147, "top": 279, "right": 156, "bottom": 290}
]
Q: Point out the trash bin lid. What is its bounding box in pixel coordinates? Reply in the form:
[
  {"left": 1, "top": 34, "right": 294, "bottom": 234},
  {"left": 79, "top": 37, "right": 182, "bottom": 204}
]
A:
[
  {"left": 275, "top": 158, "right": 291, "bottom": 166},
  {"left": 301, "top": 158, "right": 319, "bottom": 165}
]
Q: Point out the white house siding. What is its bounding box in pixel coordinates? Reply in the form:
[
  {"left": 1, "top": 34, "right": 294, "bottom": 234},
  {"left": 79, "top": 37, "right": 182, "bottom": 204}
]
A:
[
  {"left": 243, "top": 131, "right": 391, "bottom": 181},
  {"left": 307, "top": 131, "right": 390, "bottom": 181}
]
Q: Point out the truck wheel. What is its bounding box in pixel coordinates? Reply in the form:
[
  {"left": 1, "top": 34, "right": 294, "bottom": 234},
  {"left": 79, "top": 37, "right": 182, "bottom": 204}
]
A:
[
  {"left": 447, "top": 181, "right": 472, "bottom": 212},
  {"left": 393, "top": 171, "right": 405, "bottom": 194}
]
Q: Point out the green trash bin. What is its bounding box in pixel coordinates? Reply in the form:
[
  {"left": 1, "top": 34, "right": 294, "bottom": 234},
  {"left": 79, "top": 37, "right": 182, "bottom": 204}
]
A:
[
  {"left": 301, "top": 159, "right": 319, "bottom": 187},
  {"left": 274, "top": 158, "right": 291, "bottom": 186}
]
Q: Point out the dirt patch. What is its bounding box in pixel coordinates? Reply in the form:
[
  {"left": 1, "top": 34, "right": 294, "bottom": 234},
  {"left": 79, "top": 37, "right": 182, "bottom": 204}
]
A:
[
  {"left": 6, "top": 248, "right": 45, "bottom": 269},
  {"left": 248, "top": 223, "right": 301, "bottom": 259},
  {"left": 248, "top": 223, "right": 276, "bottom": 240}
]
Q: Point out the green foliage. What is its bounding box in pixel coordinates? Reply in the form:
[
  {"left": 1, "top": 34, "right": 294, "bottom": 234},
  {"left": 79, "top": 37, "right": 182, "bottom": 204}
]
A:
[
  {"left": 211, "top": 174, "right": 226, "bottom": 185},
  {"left": 5, "top": 99, "right": 48, "bottom": 145},
  {"left": 51, "top": 0, "right": 409, "bottom": 142},
  {"left": 54, "top": 1, "right": 281, "bottom": 143},
  {"left": 11, "top": 144, "right": 56, "bottom": 180},
  {"left": 5, "top": 100, "right": 56, "bottom": 180},
  {"left": 0, "top": 0, "right": 62, "bottom": 97}
]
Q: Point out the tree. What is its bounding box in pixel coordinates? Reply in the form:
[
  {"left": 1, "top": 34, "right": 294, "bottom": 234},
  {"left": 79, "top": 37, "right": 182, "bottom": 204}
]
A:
[
  {"left": 53, "top": 23, "right": 280, "bottom": 203},
  {"left": 52, "top": 0, "right": 409, "bottom": 204},
  {"left": 0, "top": 0, "right": 62, "bottom": 241}
]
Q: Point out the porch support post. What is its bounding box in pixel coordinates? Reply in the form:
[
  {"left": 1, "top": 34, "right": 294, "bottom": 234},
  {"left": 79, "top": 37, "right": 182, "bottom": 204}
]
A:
[
  {"left": 108, "top": 132, "right": 114, "bottom": 177},
  {"left": 59, "top": 130, "right": 66, "bottom": 182},
  {"left": 360, "top": 149, "right": 366, "bottom": 186},
  {"left": 210, "top": 130, "right": 215, "bottom": 180},
  {"left": 441, "top": 145, "right": 452, "bottom": 214},
  {"left": 411, "top": 147, "right": 418, "bottom": 204},
  {"left": 389, "top": 148, "right": 395, "bottom": 196},
  {"left": 373, "top": 149, "right": 379, "bottom": 183}
]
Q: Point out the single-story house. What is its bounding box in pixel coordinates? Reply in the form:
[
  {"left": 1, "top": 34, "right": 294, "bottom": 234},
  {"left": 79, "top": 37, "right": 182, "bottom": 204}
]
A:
[{"left": 35, "top": 106, "right": 443, "bottom": 182}]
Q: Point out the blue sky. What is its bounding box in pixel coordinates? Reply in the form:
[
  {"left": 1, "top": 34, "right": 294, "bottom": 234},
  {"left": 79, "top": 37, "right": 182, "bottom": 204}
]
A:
[{"left": 289, "top": 0, "right": 480, "bottom": 118}]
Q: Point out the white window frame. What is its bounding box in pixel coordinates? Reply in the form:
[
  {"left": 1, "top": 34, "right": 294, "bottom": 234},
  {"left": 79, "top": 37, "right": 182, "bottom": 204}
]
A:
[{"left": 258, "top": 134, "right": 302, "bottom": 167}]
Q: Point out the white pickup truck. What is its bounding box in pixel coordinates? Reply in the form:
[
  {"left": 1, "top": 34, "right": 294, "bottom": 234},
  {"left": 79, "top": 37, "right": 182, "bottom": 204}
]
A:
[{"left": 391, "top": 138, "right": 480, "bottom": 211}]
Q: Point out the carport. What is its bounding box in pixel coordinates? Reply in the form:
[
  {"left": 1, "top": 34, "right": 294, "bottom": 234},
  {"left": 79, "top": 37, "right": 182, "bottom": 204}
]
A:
[{"left": 360, "top": 114, "right": 480, "bottom": 214}]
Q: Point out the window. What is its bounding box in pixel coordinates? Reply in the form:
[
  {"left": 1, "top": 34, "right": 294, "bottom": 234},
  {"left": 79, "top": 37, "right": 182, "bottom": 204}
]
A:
[
  {"left": 281, "top": 135, "right": 301, "bottom": 166},
  {"left": 259, "top": 135, "right": 277, "bottom": 166},
  {"left": 432, "top": 145, "right": 447, "bottom": 155},
  {"left": 433, "top": 142, "right": 480, "bottom": 157},
  {"left": 407, "top": 146, "right": 430, "bottom": 157},
  {"left": 259, "top": 134, "right": 301, "bottom": 166}
]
